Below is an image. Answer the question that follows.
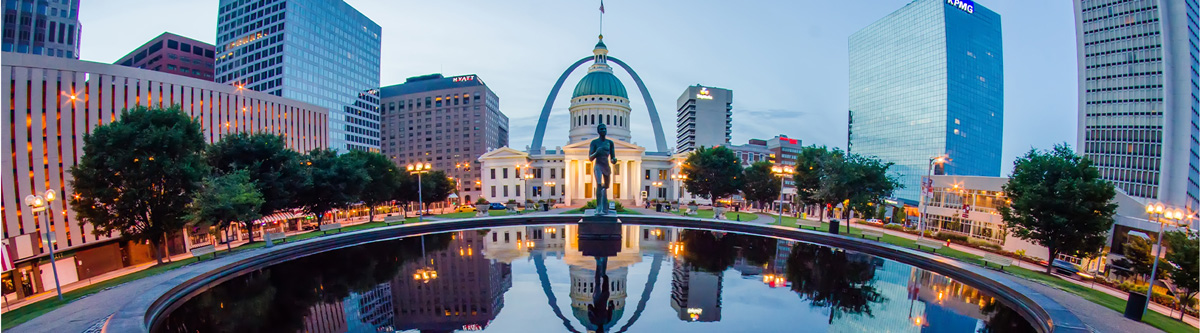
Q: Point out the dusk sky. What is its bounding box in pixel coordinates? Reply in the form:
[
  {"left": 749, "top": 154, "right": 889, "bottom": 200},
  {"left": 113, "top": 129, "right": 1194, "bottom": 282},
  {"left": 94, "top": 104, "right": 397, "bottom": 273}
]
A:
[{"left": 78, "top": 0, "right": 1078, "bottom": 175}]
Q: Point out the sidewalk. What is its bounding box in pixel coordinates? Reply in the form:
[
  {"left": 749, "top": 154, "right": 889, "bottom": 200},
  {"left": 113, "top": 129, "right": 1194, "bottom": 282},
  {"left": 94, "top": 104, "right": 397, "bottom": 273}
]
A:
[
  {"left": 1, "top": 251, "right": 193, "bottom": 312},
  {"left": 772, "top": 212, "right": 1199, "bottom": 328}
]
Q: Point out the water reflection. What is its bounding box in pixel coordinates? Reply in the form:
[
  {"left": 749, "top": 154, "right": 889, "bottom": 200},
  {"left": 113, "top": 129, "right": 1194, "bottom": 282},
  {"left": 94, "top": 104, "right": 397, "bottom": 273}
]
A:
[{"left": 157, "top": 225, "right": 1034, "bottom": 333}]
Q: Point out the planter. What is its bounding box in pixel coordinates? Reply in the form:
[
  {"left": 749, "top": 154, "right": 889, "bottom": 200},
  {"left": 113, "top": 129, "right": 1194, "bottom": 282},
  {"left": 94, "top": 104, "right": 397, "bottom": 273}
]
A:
[
  {"left": 687, "top": 204, "right": 699, "bottom": 215},
  {"left": 506, "top": 203, "right": 518, "bottom": 212},
  {"left": 714, "top": 207, "right": 727, "bottom": 220},
  {"left": 476, "top": 204, "right": 490, "bottom": 214}
]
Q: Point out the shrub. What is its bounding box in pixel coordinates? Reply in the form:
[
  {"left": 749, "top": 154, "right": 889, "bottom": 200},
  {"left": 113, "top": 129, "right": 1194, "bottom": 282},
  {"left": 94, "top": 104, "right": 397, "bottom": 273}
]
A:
[
  {"left": 506, "top": 199, "right": 517, "bottom": 204},
  {"left": 581, "top": 199, "right": 625, "bottom": 212},
  {"left": 934, "top": 232, "right": 969, "bottom": 243},
  {"left": 475, "top": 197, "right": 489, "bottom": 205},
  {"left": 883, "top": 224, "right": 905, "bottom": 231},
  {"left": 968, "top": 239, "right": 1002, "bottom": 251},
  {"left": 688, "top": 200, "right": 698, "bottom": 206}
]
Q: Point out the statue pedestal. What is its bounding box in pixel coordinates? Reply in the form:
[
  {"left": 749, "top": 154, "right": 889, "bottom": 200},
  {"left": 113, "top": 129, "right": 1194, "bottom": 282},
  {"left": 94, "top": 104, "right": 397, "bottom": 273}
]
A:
[{"left": 578, "top": 215, "right": 621, "bottom": 257}]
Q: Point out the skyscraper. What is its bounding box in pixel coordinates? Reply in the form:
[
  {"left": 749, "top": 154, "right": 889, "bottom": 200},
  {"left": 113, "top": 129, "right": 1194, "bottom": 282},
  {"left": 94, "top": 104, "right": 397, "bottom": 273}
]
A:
[
  {"left": 379, "top": 74, "right": 508, "bottom": 204},
  {"left": 2, "top": 0, "right": 81, "bottom": 59},
  {"left": 676, "top": 85, "right": 733, "bottom": 154},
  {"left": 114, "top": 32, "right": 216, "bottom": 81},
  {"left": 214, "top": 0, "right": 382, "bottom": 152},
  {"left": 1074, "top": 0, "right": 1199, "bottom": 211},
  {"left": 848, "top": 0, "right": 1004, "bottom": 203}
]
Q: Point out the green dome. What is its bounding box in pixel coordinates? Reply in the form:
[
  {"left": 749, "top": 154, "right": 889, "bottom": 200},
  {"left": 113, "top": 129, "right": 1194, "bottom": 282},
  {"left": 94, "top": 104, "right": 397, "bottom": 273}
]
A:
[{"left": 572, "top": 71, "right": 627, "bottom": 99}]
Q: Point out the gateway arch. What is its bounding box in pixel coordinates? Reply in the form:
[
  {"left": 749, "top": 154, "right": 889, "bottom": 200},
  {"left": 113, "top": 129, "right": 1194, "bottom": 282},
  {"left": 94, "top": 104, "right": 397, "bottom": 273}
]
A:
[{"left": 529, "top": 56, "right": 670, "bottom": 153}]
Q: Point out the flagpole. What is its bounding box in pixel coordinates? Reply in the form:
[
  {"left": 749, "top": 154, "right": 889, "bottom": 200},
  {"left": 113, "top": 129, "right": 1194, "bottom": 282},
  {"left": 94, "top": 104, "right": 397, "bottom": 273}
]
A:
[{"left": 599, "top": 0, "right": 604, "bottom": 35}]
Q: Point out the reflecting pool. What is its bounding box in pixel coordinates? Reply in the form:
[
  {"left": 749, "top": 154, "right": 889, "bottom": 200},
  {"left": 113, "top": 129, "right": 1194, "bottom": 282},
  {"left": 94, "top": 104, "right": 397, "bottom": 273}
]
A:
[{"left": 156, "top": 225, "right": 1035, "bottom": 332}]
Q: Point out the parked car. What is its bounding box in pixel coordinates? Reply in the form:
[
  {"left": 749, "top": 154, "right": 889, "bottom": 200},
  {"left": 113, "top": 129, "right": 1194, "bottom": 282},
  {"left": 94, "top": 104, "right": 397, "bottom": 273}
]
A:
[
  {"left": 489, "top": 202, "right": 507, "bottom": 210},
  {"left": 1050, "top": 259, "right": 1094, "bottom": 280},
  {"left": 865, "top": 219, "right": 883, "bottom": 225},
  {"left": 454, "top": 205, "right": 477, "bottom": 213}
]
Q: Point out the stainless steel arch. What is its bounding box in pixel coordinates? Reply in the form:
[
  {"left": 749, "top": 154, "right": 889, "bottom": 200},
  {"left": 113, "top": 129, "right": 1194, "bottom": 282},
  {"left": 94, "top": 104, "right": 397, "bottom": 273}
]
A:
[{"left": 529, "top": 56, "right": 670, "bottom": 153}]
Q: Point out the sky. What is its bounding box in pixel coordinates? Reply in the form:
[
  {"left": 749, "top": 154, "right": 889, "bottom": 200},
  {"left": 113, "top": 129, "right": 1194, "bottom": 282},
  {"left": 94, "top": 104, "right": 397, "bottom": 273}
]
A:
[{"left": 77, "top": 0, "right": 1079, "bottom": 176}]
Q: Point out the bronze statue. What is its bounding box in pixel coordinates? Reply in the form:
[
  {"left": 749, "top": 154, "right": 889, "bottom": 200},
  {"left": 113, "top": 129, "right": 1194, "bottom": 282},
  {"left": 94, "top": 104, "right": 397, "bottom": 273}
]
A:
[{"left": 589, "top": 123, "right": 617, "bottom": 215}]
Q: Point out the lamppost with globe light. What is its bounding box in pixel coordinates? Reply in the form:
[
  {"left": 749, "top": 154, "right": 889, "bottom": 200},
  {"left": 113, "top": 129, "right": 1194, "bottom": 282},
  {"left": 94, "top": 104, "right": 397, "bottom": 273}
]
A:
[
  {"left": 407, "top": 163, "right": 432, "bottom": 222},
  {"left": 1141, "top": 202, "right": 1186, "bottom": 319},
  {"left": 771, "top": 165, "right": 794, "bottom": 225},
  {"left": 24, "top": 189, "right": 63, "bottom": 300},
  {"left": 671, "top": 173, "right": 687, "bottom": 203},
  {"left": 545, "top": 181, "right": 556, "bottom": 209}
]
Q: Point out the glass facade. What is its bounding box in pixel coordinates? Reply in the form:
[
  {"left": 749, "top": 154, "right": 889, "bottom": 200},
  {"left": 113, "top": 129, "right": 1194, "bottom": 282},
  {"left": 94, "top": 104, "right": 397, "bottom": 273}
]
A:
[
  {"left": 848, "top": 0, "right": 1003, "bottom": 203},
  {"left": 1075, "top": 0, "right": 1199, "bottom": 211},
  {"left": 215, "top": 0, "right": 382, "bottom": 152},
  {"left": 1, "top": 0, "right": 81, "bottom": 59}
]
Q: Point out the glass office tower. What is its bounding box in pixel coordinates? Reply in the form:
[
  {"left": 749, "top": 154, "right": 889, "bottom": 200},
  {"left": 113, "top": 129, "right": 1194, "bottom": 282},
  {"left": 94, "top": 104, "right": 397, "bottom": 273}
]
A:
[
  {"left": 1074, "top": 0, "right": 1199, "bottom": 212},
  {"left": 215, "top": 0, "right": 382, "bottom": 152},
  {"left": 848, "top": 0, "right": 1003, "bottom": 203}
]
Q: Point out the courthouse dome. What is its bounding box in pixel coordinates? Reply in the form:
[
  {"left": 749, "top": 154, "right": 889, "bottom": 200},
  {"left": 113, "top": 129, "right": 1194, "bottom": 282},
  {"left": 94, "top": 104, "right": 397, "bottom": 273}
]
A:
[{"left": 572, "top": 71, "right": 628, "bottom": 99}]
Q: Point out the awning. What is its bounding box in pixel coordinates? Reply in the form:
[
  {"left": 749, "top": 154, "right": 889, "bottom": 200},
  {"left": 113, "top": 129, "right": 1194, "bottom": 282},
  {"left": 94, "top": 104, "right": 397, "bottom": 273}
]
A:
[{"left": 253, "top": 210, "right": 304, "bottom": 225}]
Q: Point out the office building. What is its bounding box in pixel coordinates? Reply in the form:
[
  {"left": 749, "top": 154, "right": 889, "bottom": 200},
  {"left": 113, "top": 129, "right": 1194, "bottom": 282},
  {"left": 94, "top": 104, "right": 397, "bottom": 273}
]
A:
[
  {"left": 670, "top": 259, "right": 722, "bottom": 322},
  {"left": 114, "top": 32, "right": 216, "bottom": 81},
  {"left": 725, "top": 139, "right": 772, "bottom": 167},
  {"left": 848, "top": 0, "right": 1004, "bottom": 203},
  {"left": 1073, "top": 0, "right": 1199, "bottom": 211},
  {"left": 676, "top": 85, "right": 733, "bottom": 154},
  {"left": 0, "top": 52, "right": 326, "bottom": 302},
  {"left": 2, "top": 0, "right": 80, "bottom": 58},
  {"left": 379, "top": 74, "right": 508, "bottom": 204},
  {"left": 215, "top": 0, "right": 382, "bottom": 152}
]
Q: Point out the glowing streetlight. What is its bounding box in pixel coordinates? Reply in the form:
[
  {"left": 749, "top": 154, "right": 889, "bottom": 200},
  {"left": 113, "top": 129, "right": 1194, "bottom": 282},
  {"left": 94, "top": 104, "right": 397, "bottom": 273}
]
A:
[
  {"left": 1140, "top": 202, "right": 1186, "bottom": 319},
  {"left": 24, "top": 189, "right": 62, "bottom": 300},
  {"left": 407, "top": 163, "right": 432, "bottom": 222},
  {"left": 918, "top": 154, "right": 950, "bottom": 241},
  {"left": 770, "top": 165, "right": 794, "bottom": 224}
]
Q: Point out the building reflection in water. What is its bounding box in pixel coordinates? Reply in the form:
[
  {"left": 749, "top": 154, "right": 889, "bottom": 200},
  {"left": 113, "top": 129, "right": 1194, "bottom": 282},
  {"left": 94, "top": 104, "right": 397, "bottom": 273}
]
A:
[{"left": 156, "top": 225, "right": 1034, "bottom": 333}]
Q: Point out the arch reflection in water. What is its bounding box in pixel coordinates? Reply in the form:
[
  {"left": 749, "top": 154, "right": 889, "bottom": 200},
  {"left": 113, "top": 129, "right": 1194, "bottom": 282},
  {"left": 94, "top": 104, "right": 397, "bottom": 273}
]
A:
[{"left": 156, "top": 225, "right": 1035, "bottom": 333}]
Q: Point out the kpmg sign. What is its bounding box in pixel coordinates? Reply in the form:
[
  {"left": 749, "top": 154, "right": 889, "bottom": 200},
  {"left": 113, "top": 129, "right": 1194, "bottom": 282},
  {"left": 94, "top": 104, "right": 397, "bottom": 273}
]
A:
[{"left": 946, "top": 0, "right": 974, "bottom": 14}]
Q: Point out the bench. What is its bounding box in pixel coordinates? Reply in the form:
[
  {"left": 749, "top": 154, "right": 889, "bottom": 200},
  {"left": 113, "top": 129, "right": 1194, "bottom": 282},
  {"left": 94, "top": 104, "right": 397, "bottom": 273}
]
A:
[
  {"left": 981, "top": 253, "right": 1013, "bottom": 270},
  {"left": 859, "top": 229, "right": 885, "bottom": 241},
  {"left": 190, "top": 244, "right": 216, "bottom": 260},
  {"left": 915, "top": 238, "right": 944, "bottom": 252},
  {"left": 319, "top": 223, "right": 342, "bottom": 235},
  {"left": 796, "top": 219, "right": 822, "bottom": 230},
  {"left": 383, "top": 215, "right": 406, "bottom": 225},
  {"left": 266, "top": 231, "right": 287, "bottom": 244}
]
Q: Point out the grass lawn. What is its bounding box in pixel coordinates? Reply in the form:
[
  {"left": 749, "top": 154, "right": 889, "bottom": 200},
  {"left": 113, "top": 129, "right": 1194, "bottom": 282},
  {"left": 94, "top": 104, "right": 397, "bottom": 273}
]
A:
[
  {"left": 436, "top": 211, "right": 479, "bottom": 219},
  {"left": 560, "top": 208, "right": 643, "bottom": 215},
  {"left": 1005, "top": 267, "right": 1194, "bottom": 333},
  {"left": 674, "top": 209, "right": 758, "bottom": 222}
]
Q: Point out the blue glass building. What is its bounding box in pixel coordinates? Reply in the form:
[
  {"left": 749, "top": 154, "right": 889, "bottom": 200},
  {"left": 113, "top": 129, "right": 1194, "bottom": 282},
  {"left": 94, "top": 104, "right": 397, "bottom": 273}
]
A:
[
  {"left": 214, "top": 0, "right": 382, "bottom": 152},
  {"left": 848, "top": 0, "right": 1003, "bottom": 203}
]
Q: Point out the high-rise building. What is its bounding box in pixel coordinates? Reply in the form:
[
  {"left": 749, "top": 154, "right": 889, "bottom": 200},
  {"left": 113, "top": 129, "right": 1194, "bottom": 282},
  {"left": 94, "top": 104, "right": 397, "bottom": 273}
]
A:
[
  {"left": 379, "top": 74, "right": 508, "bottom": 204},
  {"left": 214, "top": 0, "right": 382, "bottom": 152},
  {"left": 391, "top": 231, "right": 512, "bottom": 331},
  {"left": 114, "top": 32, "right": 216, "bottom": 81},
  {"left": 0, "top": 52, "right": 327, "bottom": 302},
  {"left": 1, "top": 0, "right": 80, "bottom": 58},
  {"left": 676, "top": 85, "right": 733, "bottom": 154},
  {"left": 1074, "top": 0, "right": 1199, "bottom": 210},
  {"left": 848, "top": 0, "right": 1003, "bottom": 203},
  {"left": 670, "top": 259, "right": 722, "bottom": 322}
]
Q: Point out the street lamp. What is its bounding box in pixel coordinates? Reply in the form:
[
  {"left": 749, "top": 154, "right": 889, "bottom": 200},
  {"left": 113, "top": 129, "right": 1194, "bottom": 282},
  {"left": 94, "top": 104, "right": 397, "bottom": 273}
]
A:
[
  {"left": 918, "top": 154, "right": 949, "bottom": 241},
  {"left": 23, "top": 189, "right": 63, "bottom": 300},
  {"left": 1142, "top": 203, "right": 1185, "bottom": 318},
  {"left": 771, "top": 165, "right": 794, "bottom": 225},
  {"left": 407, "top": 163, "right": 432, "bottom": 222},
  {"left": 671, "top": 173, "right": 688, "bottom": 203}
]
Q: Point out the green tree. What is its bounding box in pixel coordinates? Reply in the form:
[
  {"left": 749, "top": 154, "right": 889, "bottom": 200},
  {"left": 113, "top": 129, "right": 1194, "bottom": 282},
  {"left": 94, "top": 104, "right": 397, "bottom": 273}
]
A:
[
  {"left": 740, "top": 161, "right": 781, "bottom": 210},
  {"left": 296, "top": 149, "right": 369, "bottom": 225},
  {"left": 188, "top": 170, "right": 264, "bottom": 253},
  {"left": 1165, "top": 229, "right": 1199, "bottom": 319},
  {"left": 793, "top": 146, "right": 899, "bottom": 221},
  {"left": 1123, "top": 235, "right": 1166, "bottom": 281},
  {"left": 205, "top": 133, "right": 303, "bottom": 243},
  {"left": 681, "top": 146, "right": 743, "bottom": 204},
  {"left": 998, "top": 144, "right": 1117, "bottom": 274},
  {"left": 419, "top": 170, "right": 456, "bottom": 209},
  {"left": 69, "top": 105, "right": 208, "bottom": 264},
  {"left": 346, "top": 151, "right": 404, "bottom": 223}
]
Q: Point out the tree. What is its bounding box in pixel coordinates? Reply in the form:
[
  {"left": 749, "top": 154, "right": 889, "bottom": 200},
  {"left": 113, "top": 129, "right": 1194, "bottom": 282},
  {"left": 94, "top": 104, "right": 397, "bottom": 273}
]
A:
[
  {"left": 1165, "top": 229, "right": 1199, "bottom": 319},
  {"left": 346, "top": 151, "right": 403, "bottom": 223},
  {"left": 1123, "top": 235, "right": 1166, "bottom": 281},
  {"left": 997, "top": 144, "right": 1117, "bottom": 274},
  {"left": 740, "top": 161, "right": 781, "bottom": 210},
  {"left": 419, "top": 170, "right": 456, "bottom": 205},
  {"left": 206, "top": 133, "right": 303, "bottom": 243},
  {"left": 792, "top": 146, "right": 899, "bottom": 221},
  {"left": 786, "top": 243, "right": 885, "bottom": 323},
  {"left": 70, "top": 105, "right": 208, "bottom": 265},
  {"left": 189, "top": 170, "right": 264, "bottom": 253},
  {"left": 295, "top": 149, "right": 369, "bottom": 225},
  {"left": 681, "top": 146, "right": 743, "bottom": 204}
]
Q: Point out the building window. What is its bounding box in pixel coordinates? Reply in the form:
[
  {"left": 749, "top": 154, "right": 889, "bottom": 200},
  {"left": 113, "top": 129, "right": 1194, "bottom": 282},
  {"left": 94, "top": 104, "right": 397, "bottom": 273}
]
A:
[
  {"left": 491, "top": 186, "right": 496, "bottom": 197},
  {"left": 503, "top": 168, "right": 509, "bottom": 179},
  {"left": 490, "top": 168, "right": 496, "bottom": 179},
  {"left": 503, "top": 186, "right": 509, "bottom": 197}
]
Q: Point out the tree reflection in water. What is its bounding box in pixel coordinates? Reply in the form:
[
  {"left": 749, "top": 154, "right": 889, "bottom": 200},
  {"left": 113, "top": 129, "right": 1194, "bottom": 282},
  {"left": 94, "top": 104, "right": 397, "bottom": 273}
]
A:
[
  {"left": 158, "top": 234, "right": 452, "bottom": 333},
  {"left": 977, "top": 297, "right": 1036, "bottom": 333},
  {"left": 785, "top": 243, "right": 886, "bottom": 323}
]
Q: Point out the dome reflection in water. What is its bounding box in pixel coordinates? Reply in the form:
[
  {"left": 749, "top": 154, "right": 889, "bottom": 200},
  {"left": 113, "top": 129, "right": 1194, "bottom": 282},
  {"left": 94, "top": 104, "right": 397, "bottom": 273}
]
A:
[{"left": 156, "top": 225, "right": 1035, "bottom": 333}]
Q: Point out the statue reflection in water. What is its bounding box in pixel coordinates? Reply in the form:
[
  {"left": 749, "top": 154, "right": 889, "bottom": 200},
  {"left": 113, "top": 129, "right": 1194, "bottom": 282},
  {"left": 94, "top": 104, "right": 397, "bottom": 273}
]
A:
[{"left": 588, "top": 256, "right": 617, "bottom": 332}]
